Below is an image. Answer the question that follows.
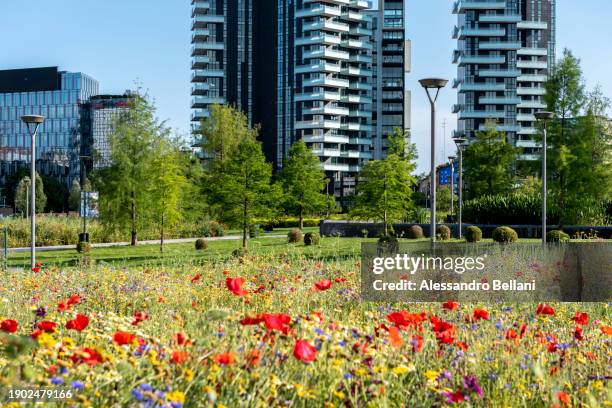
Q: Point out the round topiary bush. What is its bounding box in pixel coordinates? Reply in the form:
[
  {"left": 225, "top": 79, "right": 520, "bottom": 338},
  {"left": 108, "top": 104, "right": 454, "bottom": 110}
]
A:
[
  {"left": 287, "top": 229, "right": 303, "bottom": 244},
  {"left": 465, "top": 226, "right": 482, "bottom": 243},
  {"left": 304, "top": 232, "right": 321, "bottom": 246},
  {"left": 76, "top": 241, "right": 91, "bottom": 253},
  {"left": 195, "top": 239, "right": 208, "bottom": 250},
  {"left": 436, "top": 225, "right": 451, "bottom": 241},
  {"left": 547, "top": 230, "right": 569, "bottom": 243},
  {"left": 407, "top": 225, "right": 424, "bottom": 239},
  {"left": 492, "top": 226, "right": 518, "bottom": 243}
]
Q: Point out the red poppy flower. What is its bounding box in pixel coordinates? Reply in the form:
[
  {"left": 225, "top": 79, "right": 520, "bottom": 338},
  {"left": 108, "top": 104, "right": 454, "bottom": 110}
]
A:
[
  {"left": 547, "top": 342, "right": 558, "bottom": 352},
  {"left": 505, "top": 329, "right": 517, "bottom": 340},
  {"left": 68, "top": 294, "right": 81, "bottom": 306},
  {"left": 442, "top": 301, "right": 459, "bottom": 311},
  {"left": 0, "top": 319, "right": 18, "bottom": 333},
  {"left": 334, "top": 277, "right": 347, "bottom": 283},
  {"left": 212, "top": 352, "right": 236, "bottom": 366},
  {"left": 557, "top": 391, "right": 571, "bottom": 405},
  {"left": 445, "top": 391, "right": 467, "bottom": 403},
  {"left": 573, "top": 326, "right": 584, "bottom": 341},
  {"left": 601, "top": 325, "right": 612, "bottom": 335},
  {"left": 388, "top": 326, "right": 403, "bottom": 348},
  {"left": 536, "top": 304, "right": 555, "bottom": 315},
  {"left": 519, "top": 323, "right": 528, "bottom": 338},
  {"left": 57, "top": 299, "right": 71, "bottom": 312},
  {"left": 173, "top": 332, "right": 189, "bottom": 346},
  {"left": 190, "top": 274, "right": 201, "bottom": 284},
  {"left": 263, "top": 313, "right": 292, "bottom": 334},
  {"left": 171, "top": 350, "right": 189, "bottom": 364},
  {"left": 226, "top": 277, "right": 249, "bottom": 296},
  {"left": 245, "top": 349, "right": 262, "bottom": 367},
  {"left": 131, "top": 311, "right": 148, "bottom": 326},
  {"left": 71, "top": 347, "right": 103, "bottom": 366},
  {"left": 472, "top": 309, "right": 489, "bottom": 321},
  {"left": 293, "top": 339, "right": 317, "bottom": 362},
  {"left": 240, "top": 315, "right": 265, "bottom": 326},
  {"left": 30, "top": 329, "right": 43, "bottom": 339},
  {"left": 112, "top": 331, "right": 136, "bottom": 345},
  {"left": 32, "top": 266, "right": 40, "bottom": 273},
  {"left": 455, "top": 341, "right": 469, "bottom": 351},
  {"left": 387, "top": 311, "right": 426, "bottom": 329},
  {"left": 314, "top": 279, "right": 333, "bottom": 291},
  {"left": 66, "top": 314, "right": 89, "bottom": 331},
  {"left": 430, "top": 316, "right": 455, "bottom": 333},
  {"left": 37, "top": 321, "right": 57, "bottom": 333},
  {"left": 571, "top": 312, "right": 589, "bottom": 326}
]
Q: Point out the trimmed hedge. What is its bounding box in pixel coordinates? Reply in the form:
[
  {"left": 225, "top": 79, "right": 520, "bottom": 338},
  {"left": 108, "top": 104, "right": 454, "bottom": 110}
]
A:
[
  {"left": 195, "top": 239, "right": 208, "bottom": 250},
  {"left": 492, "top": 226, "right": 518, "bottom": 243},
  {"left": 407, "top": 225, "right": 424, "bottom": 239},
  {"left": 465, "top": 226, "right": 482, "bottom": 243},
  {"left": 304, "top": 232, "right": 320, "bottom": 246},
  {"left": 436, "top": 225, "right": 451, "bottom": 241}
]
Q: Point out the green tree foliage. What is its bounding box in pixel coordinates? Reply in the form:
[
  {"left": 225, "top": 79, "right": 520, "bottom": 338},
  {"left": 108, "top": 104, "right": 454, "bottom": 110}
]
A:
[
  {"left": 436, "top": 185, "right": 457, "bottom": 213},
  {"left": 209, "top": 137, "right": 275, "bottom": 248},
  {"left": 15, "top": 173, "right": 46, "bottom": 215},
  {"left": 150, "top": 139, "right": 188, "bottom": 252},
  {"left": 96, "top": 92, "right": 166, "bottom": 245},
  {"left": 278, "top": 139, "right": 328, "bottom": 229},
  {"left": 69, "top": 180, "right": 81, "bottom": 212},
  {"left": 463, "top": 120, "right": 519, "bottom": 199},
  {"left": 197, "top": 104, "right": 258, "bottom": 163},
  {"left": 351, "top": 130, "right": 417, "bottom": 236},
  {"left": 543, "top": 49, "right": 612, "bottom": 225},
  {"left": 41, "top": 175, "right": 68, "bottom": 213},
  {"left": 515, "top": 176, "right": 542, "bottom": 196}
]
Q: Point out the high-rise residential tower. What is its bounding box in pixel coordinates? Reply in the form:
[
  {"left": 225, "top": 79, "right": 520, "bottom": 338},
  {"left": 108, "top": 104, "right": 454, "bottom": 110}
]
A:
[
  {"left": 368, "top": 0, "right": 411, "bottom": 160},
  {"left": 0, "top": 67, "right": 99, "bottom": 187},
  {"left": 452, "top": 0, "right": 556, "bottom": 160}
]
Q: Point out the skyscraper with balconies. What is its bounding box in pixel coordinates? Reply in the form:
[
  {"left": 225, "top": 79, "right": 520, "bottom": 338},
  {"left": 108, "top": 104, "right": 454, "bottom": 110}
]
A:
[
  {"left": 452, "top": 0, "right": 555, "bottom": 161},
  {"left": 368, "top": 0, "right": 411, "bottom": 160}
]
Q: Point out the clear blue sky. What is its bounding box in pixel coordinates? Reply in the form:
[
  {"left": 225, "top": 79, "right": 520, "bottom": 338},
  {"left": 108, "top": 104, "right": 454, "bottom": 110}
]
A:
[{"left": 1, "top": 0, "right": 610, "bottom": 173}]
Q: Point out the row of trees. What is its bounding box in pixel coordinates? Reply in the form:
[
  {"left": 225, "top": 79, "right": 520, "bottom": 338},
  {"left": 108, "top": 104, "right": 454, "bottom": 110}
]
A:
[{"left": 461, "top": 49, "right": 611, "bottom": 225}]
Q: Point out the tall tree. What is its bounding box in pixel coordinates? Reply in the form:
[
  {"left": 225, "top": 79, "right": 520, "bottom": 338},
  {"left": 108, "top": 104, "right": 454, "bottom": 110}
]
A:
[
  {"left": 150, "top": 139, "right": 187, "bottom": 252},
  {"left": 463, "top": 120, "right": 519, "bottom": 199},
  {"left": 14, "top": 173, "right": 46, "bottom": 215},
  {"left": 96, "top": 93, "right": 164, "bottom": 245},
  {"left": 350, "top": 131, "right": 417, "bottom": 236},
  {"left": 42, "top": 175, "right": 68, "bottom": 213},
  {"left": 69, "top": 180, "right": 81, "bottom": 212},
  {"left": 210, "top": 137, "right": 275, "bottom": 248},
  {"left": 278, "top": 139, "right": 328, "bottom": 229}
]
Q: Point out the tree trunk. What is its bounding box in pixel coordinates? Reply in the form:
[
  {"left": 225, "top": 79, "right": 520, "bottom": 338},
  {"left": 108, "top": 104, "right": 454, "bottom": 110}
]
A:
[
  {"left": 242, "top": 198, "right": 248, "bottom": 249},
  {"left": 384, "top": 209, "right": 388, "bottom": 236},
  {"left": 299, "top": 205, "right": 304, "bottom": 230},
  {"left": 160, "top": 212, "right": 165, "bottom": 253},
  {"left": 131, "top": 192, "right": 137, "bottom": 246}
]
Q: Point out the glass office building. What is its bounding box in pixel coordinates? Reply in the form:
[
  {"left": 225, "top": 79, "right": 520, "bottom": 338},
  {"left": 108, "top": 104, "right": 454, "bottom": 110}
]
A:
[
  {"left": 452, "top": 0, "right": 556, "bottom": 161},
  {"left": 0, "top": 67, "right": 99, "bottom": 187}
]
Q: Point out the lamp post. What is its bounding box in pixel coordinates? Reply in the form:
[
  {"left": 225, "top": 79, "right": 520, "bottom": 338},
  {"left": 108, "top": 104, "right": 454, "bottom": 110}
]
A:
[
  {"left": 453, "top": 136, "right": 467, "bottom": 239},
  {"left": 535, "top": 111, "right": 554, "bottom": 246},
  {"left": 419, "top": 78, "right": 448, "bottom": 246},
  {"left": 448, "top": 156, "right": 457, "bottom": 219},
  {"left": 79, "top": 155, "right": 91, "bottom": 243},
  {"left": 21, "top": 115, "right": 45, "bottom": 270}
]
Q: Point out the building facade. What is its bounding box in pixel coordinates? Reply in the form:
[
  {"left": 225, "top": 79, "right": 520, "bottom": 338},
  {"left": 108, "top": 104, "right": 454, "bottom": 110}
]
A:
[
  {"left": 452, "top": 0, "right": 556, "bottom": 160},
  {"left": 0, "top": 67, "right": 99, "bottom": 187},
  {"left": 80, "top": 94, "right": 133, "bottom": 171},
  {"left": 190, "top": 0, "right": 411, "bottom": 197},
  {"left": 368, "top": 0, "right": 411, "bottom": 160}
]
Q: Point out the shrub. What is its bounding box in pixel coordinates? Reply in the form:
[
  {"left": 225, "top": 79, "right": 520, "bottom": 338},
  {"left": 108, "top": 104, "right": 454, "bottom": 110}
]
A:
[
  {"left": 249, "top": 224, "right": 261, "bottom": 238},
  {"left": 436, "top": 225, "right": 451, "bottom": 241},
  {"left": 195, "top": 239, "right": 208, "bottom": 250},
  {"left": 262, "top": 223, "right": 275, "bottom": 232},
  {"left": 547, "top": 230, "right": 569, "bottom": 243},
  {"left": 232, "top": 247, "right": 248, "bottom": 258},
  {"left": 76, "top": 241, "right": 91, "bottom": 253},
  {"left": 304, "top": 232, "right": 321, "bottom": 246},
  {"left": 464, "top": 226, "right": 482, "bottom": 243},
  {"left": 492, "top": 226, "right": 518, "bottom": 243},
  {"left": 407, "top": 225, "right": 424, "bottom": 239},
  {"left": 210, "top": 221, "right": 226, "bottom": 237},
  {"left": 287, "top": 229, "right": 303, "bottom": 244}
]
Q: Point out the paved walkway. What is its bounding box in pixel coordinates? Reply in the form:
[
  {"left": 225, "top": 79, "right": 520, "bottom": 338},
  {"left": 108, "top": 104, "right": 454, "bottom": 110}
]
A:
[{"left": 8, "top": 235, "right": 246, "bottom": 253}]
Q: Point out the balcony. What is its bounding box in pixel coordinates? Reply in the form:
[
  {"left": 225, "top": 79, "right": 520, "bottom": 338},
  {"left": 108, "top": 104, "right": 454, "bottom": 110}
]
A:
[
  {"left": 458, "top": 82, "right": 507, "bottom": 92},
  {"left": 191, "top": 56, "right": 210, "bottom": 68},
  {"left": 350, "top": 0, "right": 370, "bottom": 10},
  {"left": 517, "top": 101, "right": 547, "bottom": 109},
  {"left": 517, "top": 21, "right": 548, "bottom": 30},
  {"left": 453, "top": 26, "right": 506, "bottom": 39},
  {"left": 303, "top": 134, "right": 349, "bottom": 144},
  {"left": 354, "top": 54, "right": 373, "bottom": 63},
  {"left": 458, "top": 110, "right": 506, "bottom": 119},
  {"left": 303, "top": 105, "right": 350, "bottom": 116},
  {"left": 192, "top": 15, "right": 224, "bottom": 28},
  {"left": 342, "top": 39, "right": 373, "bottom": 50},
  {"left": 295, "top": 91, "right": 341, "bottom": 102},
  {"left": 296, "top": 5, "right": 341, "bottom": 18},
  {"left": 349, "top": 26, "right": 373, "bottom": 36},
  {"left": 455, "top": 54, "right": 506, "bottom": 66},
  {"left": 191, "top": 29, "right": 210, "bottom": 43},
  {"left": 191, "top": 109, "right": 210, "bottom": 122},
  {"left": 192, "top": 42, "right": 224, "bottom": 54},
  {"left": 479, "top": 14, "right": 521, "bottom": 23},
  {"left": 518, "top": 127, "right": 539, "bottom": 135},
  {"left": 517, "top": 74, "right": 547, "bottom": 82},
  {"left": 349, "top": 81, "right": 371, "bottom": 91},
  {"left": 479, "top": 96, "right": 522, "bottom": 105},
  {"left": 192, "top": 69, "right": 224, "bottom": 81},
  {"left": 517, "top": 60, "right": 547, "bottom": 69},
  {"left": 302, "top": 20, "right": 349, "bottom": 33},
  {"left": 303, "top": 48, "right": 350, "bottom": 61},
  {"left": 453, "top": 0, "right": 506, "bottom": 14},
  {"left": 341, "top": 66, "right": 372, "bottom": 77},
  {"left": 452, "top": 104, "right": 462, "bottom": 113},
  {"left": 479, "top": 41, "right": 522, "bottom": 50},
  {"left": 516, "top": 139, "right": 541, "bottom": 148},
  {"left": 479, "top": 124, "right": 521, "bottom": 132},
  {"left": 192, "top": 96, "right": 225, "bottom": 108},
  {"left": 517, "top": 114, "right": 536, "bottom": 122},
  {"left": 296, "top": 34, "right": 341, "bottom": 46},
  {"left": 341, "top": 94, "right": 372, "bottom": 104},
  {"left": 517, "top": 87, "right": 545, "bottom": 96},
  {"left": 477, "top": 69, "right": 521, "bottom": 77},
  {"left": 191, "top": 1, "right": 210, "bottom": 15},
  {"left": 295, "top": 120, "right": 342, "bottom": 130},
  {"left": 341, "top": 123, "right": 372, "bottom": 132},
  {"left": 191, "top": 83, "right": 210, "bottom": 95},
  {"left": 295, "top": 62, "right": 341, "bottom": 74},
  {"left": 303, "top": 76, "right": 350, "bottom": 88},
  {"left": 517, "top": 48, "right": 548, "bottom": 56}
]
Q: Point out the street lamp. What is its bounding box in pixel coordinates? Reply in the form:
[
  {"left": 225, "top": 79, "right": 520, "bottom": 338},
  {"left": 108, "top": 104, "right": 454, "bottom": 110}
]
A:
[
  {"left": 452, "top": 136, "right": 467, "bottom": 239},
  {"left": 535, "top": 111, "right": 554, "bottom": 246},
  {"left": 448, "top": 156, "right": 457, "bottom": 218},
  {"left": 21, "top": 114, "right": 45, "bottom": 270},
  {"left": 419, "top": 78, "right": 448, "bottom": 246}
]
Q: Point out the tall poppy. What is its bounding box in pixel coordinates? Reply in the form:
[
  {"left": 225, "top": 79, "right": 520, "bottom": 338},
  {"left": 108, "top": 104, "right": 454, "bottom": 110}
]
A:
[
  {"left": 113, "top": 331, "right": 136, "bottom": 345},
  {"left": 66, "top": 314, "right": 89, "bottom": 331},
  {"left": 314, "top": 279, "right": 333, "bottom": 291},
  {"left": 293, "top": 339, "right": 317, "bottom": 362},
  {"left": 0, "top": 319, "right": 18, "bottom": 333},
  {"left": 226, "top": 277, "right": 249, "bottom": 296}
]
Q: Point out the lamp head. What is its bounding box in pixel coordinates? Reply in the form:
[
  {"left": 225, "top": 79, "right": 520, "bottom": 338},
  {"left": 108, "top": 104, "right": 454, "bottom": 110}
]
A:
[
  {"left": 534, "top": 111, "right": 554, "bottom": 121},
  {"left": 21, "top": 115, "right": 45, "bottom": 125},
  {"left": 419, "top": 78, "right": 449, "bottom": 89},
  {"left": 448, "top": 155, "right": 457, "bottom": 162},
  {"left": 453, "top": 136, "right": 467, "bottom": 147}
]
